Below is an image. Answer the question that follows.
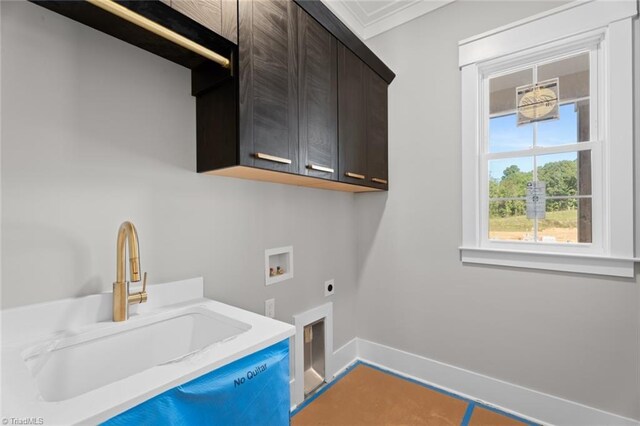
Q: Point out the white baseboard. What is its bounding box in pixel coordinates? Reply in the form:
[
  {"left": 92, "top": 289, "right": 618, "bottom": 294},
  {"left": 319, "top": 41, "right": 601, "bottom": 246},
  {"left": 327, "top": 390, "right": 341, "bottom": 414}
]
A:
[
  {"left": 330, "top": 338, "right": 358, "bottom": 379},
  {"left": 290, "top": 336, "right": 639, "bottom": 425},
  {"left": 289, "top": 337, "right": 358, "bottom": 411},
  {"left": 357, "top": 338, "right": 640, "bottom": 426}
]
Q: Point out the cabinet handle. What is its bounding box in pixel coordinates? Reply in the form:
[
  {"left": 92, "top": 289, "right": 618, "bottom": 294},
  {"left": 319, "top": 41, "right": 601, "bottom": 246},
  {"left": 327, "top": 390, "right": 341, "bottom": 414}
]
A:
[
  {"left": 345, "top": 172, "right": 366, "bottom": 180},
  {"left": 307, "top": 164, "right": 334, "bottom": 174},
  {"left": 371, "top": 178, "right": 388, "bottom": 184},
  {"left": 255, "top": 152, "right": 292, "bottom": 164}
]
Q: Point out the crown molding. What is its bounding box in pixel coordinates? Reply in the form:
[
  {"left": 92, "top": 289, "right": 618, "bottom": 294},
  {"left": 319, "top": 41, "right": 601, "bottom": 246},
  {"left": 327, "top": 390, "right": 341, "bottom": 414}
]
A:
[{"left": 321, "top": 0, "right": 454, "bottom": 40}]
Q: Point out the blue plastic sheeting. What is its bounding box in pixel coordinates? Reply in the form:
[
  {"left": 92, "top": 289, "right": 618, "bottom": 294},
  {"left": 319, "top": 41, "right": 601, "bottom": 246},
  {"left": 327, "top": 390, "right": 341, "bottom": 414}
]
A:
[{"left": 103, "top": 340, "right": 290, "bottom": 426}]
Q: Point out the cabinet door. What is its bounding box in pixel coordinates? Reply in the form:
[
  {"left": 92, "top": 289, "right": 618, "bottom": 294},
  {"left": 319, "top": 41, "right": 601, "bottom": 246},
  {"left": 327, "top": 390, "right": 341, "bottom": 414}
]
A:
[
  {"left": 171, "top": 0, "right": 237, "bottom": 44},
  {"left": 239, "top": 0, "right": 299, "bottom": 173},
  {"left": 298, "top": 10, "right": 338, "bottom": 180},
  {"left": 366, "top": 67, "right": 388, "bottom": 189},
  {"left": 338, "top": 44, "right": 367, "bottom": 185},
  {"left": 220, "top": 0, "right": 237, "bottom": 44},
  {"left": 171, "top": 0, "right": 222, "bottom": 34}
]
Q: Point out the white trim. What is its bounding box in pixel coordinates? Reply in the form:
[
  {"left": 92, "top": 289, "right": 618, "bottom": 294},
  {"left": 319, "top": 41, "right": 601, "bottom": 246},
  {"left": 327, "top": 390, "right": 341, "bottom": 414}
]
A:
[
  {"left": 460, "top": 247, "right": 637, "bottom": 278},
  {"left": 458, "top": 1, "right": 593, "bottom": 47},
  {"left": 477, "top": 38, "right": 604, "bottom": 257},
  {"left": 320, "top": 0, "right": 453, "bottom": 40},
  {"left": 356, "top": 338, "right": 640, "bottom": 426},
  {"left": 292, "top": 303, "right": 333, "bottom": 407},
  {"left": 289, "top": 377, "right": 296, "bottom": 409},
  {"left": 331, "top": 337, "right": 358, "bottom": 379},
  {"left": 359, "top": 0, "right": 453, "bottom": 40},
  {"left": 459, "top": 0, "right": 637, "bottom": 276},
  {"left": 289, "top": 337, "right": 357, "bottom": 411},
  {"left": 458, "top": 0, "right": 638, "bottom": 67},
  {"left": 290, "top": 337, "right": 640, "bottom": 425},
  {"left": 319, "top": 0, "right": 365, "bottom": 40},
  {"left": 485, "top": 142, "right": 597, "bottom": 160},
  {"left": 461, "top": 64, "right": 480, "bottom": 248},
  {"left": 606, "top": 18, "right": 635, "bottom": 257}
]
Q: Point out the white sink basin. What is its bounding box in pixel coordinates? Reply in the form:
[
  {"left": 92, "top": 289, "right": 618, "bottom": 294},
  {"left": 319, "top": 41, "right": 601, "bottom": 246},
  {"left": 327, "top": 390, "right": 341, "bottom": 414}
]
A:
[
  {"left": 22, "top": 307, "right": 251, "bottom": 402},
  {"left": 2, "top": 278, "right": 295, "bottom": 425}
]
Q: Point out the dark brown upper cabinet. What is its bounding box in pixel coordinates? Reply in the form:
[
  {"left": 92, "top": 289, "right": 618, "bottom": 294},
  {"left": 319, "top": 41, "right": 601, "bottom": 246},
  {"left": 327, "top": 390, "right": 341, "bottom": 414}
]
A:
[
  {"left": 338, "top": 44, "right": 367, "bottom": 186},
  {"left": 171, "top": 0, "right": 222, "bottom": 34},
  {"left": 31, "top": 0, "right": 394, "bottom": 192},
  {"left": 298, "top": 10, "right": 338, "bottom": 181},
  {"left": 365, "top": 66, "right": 389, "bottom": 190},
  {"left": 238, "top": 0, "right": 299, "bottom": 174},
  {"left": 170, "top": 0, "right": 238, "bottom": 44},
  {"left": 337, "top": 43, "right": 389, "bottom": 189}
]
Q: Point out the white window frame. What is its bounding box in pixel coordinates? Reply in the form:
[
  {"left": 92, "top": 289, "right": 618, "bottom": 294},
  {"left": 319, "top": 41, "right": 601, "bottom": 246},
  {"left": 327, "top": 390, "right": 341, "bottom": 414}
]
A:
[
  {"left": 459, "top": 0, "right": 637, "bottom": 277},
  {"left": 479, "top": 40, "right": 602, "bottom": 255}
]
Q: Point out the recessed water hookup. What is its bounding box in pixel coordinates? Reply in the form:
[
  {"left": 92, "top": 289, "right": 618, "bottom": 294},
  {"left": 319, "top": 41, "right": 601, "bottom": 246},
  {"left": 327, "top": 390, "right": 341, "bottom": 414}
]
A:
[{"left": 265, "top": 246, "right": 293, "bottom": 286}]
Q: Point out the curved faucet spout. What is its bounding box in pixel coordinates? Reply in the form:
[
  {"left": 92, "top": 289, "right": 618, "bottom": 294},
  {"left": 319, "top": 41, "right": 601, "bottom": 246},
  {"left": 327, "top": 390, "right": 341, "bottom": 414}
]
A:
[
  {"left": 113, "top": 221, "right": 147, "bottom": 322},
  {"left": 116, "top": 221, "right": 140, "bottom": 284}
]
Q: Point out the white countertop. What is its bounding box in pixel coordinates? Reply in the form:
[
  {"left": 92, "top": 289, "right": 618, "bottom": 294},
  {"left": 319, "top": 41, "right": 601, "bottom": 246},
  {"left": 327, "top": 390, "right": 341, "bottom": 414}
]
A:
[{"left": 1, "top": 277, "right": 295, "bottom": 425}]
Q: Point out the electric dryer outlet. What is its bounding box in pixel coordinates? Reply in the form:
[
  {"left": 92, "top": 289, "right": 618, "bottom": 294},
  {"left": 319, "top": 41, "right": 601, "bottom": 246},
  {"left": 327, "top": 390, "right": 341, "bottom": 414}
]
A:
[{"left": 324, "top": 279, "right": 335, "bottom": 297}]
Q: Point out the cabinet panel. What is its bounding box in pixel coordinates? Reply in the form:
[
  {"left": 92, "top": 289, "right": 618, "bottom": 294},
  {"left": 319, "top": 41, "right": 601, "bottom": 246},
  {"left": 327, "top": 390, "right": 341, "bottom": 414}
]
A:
[
  {"left": 366, "top": 67, "right": 388, "bottom": 189},
  {"left": 338, "top": 43, "right": 367, "bottom": 185},
  {"left": 298, "top": 11, "right": 338, "bottom": 180},
  {"left": 172, "top": 0, "right": 222, "bottom": 35},
  {"left": 172, "top": 0, "right": 237, "bottom": 44},
  {"left": 220, "top": 0, "right": 238, "bottom": 44},
  {"left": 239, "top": 0, "right": 299, "bottom": 173}
]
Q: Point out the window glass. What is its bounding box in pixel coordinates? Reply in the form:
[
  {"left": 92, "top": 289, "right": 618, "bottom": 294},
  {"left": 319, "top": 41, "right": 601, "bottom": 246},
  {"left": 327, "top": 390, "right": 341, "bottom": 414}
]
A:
[
  {"left": 536, "top": 151, "right": 591, "bottom": 196},
  {"left": 489, "top": 68, "right": 533, "bottom": 114},
  {"left": 538, "top": 53, "right": 590, "bottom": 144},
  {"left": 488, "top": 68, "right": 533, "bottom": 153},
  {"left": 489, "top": 157, "right": 533, "bottom": 198},
  {"left": 489, "top": 200, "right": 533, "bottom": 241},
  {"left": 538, "top": 53, "right": 589, "bottom": 100},
  {"left": 538, "top": 198, "right": 592, "bottom": 243},
  {"left": 483, "top": 49, "right": 598, "bottom": 246},
  {"left": 537, "top": 103, "right": 590, "bottom": 146},
  {"left": 489, "top": 114, "right": 534, "bottom": 153}
]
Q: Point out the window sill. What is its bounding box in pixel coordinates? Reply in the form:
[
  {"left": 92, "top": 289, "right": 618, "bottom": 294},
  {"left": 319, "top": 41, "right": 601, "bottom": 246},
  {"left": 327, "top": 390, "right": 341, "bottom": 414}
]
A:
[{"left": 459, "top": 247, "right": 638, "bottom": 278}]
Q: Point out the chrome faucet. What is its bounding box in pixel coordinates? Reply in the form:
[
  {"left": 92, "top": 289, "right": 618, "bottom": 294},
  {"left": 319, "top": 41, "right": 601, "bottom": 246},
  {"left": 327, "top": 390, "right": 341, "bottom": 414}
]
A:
[{"left": 113, "top": 221, "right": 148, "bottom": 322}]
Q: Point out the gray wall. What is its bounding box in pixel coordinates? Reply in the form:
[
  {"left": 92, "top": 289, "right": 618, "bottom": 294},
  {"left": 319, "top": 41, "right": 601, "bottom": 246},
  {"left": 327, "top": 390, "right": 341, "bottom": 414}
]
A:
[
  {"left": 358, "top": 1, "right": 640, "bottom": 421},
  {"left": 0, "top": 0, "right": 358, "bottom": 350},
  {"left": 2, "top": 0, "right": 639, "bottom": 421}
]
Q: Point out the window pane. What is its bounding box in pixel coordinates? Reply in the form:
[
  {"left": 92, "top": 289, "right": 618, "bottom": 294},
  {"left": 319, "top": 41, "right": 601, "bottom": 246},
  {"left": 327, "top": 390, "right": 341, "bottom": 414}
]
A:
[
  {"left": 538, "top": 53, "right": 589, "bottom": 101},
  {"left": 489, "top": 157, "right": 533, "bottom": 198},
  {"left": 489, "top": 200, "right": 534, "bottom": 241},
  {"left": 490, "top": 68, "right": 533, "bottom": 115},
  {"left": 537, "top": 102, "right": 590, "bottom": 146},
  {"left": 489, "top": 113, "right": 534, "bottom": 153},
  {"left": 489, "top": 68, "right": 534, "bottom": 153},
  {"left": 536, "top": 151, "right": 591, "bottom": 196},
  {"left": 538, "top": 198, "right": 592, "bottom": 243}
]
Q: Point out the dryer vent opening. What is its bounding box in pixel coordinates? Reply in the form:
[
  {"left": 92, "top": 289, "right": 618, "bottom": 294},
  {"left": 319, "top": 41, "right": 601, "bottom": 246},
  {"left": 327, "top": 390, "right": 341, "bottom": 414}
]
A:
[{"left": 303, "top": 319, "right": 325, "bottom": 397}]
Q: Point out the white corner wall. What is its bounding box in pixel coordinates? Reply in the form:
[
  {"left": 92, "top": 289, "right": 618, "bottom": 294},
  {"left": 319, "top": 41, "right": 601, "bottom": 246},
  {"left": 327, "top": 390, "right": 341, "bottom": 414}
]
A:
[
  {"left": 0, "top": 0, "right": 358, "bottom": 351},
  {"left": 357, "top": 0, "right": 640, "bottom": 421}
]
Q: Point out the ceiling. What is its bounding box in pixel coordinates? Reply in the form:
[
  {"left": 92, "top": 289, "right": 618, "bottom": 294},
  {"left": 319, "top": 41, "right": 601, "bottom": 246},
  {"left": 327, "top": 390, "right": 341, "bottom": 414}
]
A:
[{"left": 321, "top": 0, "right": 454, "bottom": 40}]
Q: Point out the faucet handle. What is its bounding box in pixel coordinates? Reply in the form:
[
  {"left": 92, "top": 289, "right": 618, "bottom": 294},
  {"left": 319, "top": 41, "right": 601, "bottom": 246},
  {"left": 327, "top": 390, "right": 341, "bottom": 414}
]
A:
[
  {"left": 139, "top": 272, "right": 148, "bottom": 303},
  {"left": 128, "top": 272, "right": 148, "bottom": 305},
  {"left": 142, "top": 272, "right": 147, "bottom": 294}
]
